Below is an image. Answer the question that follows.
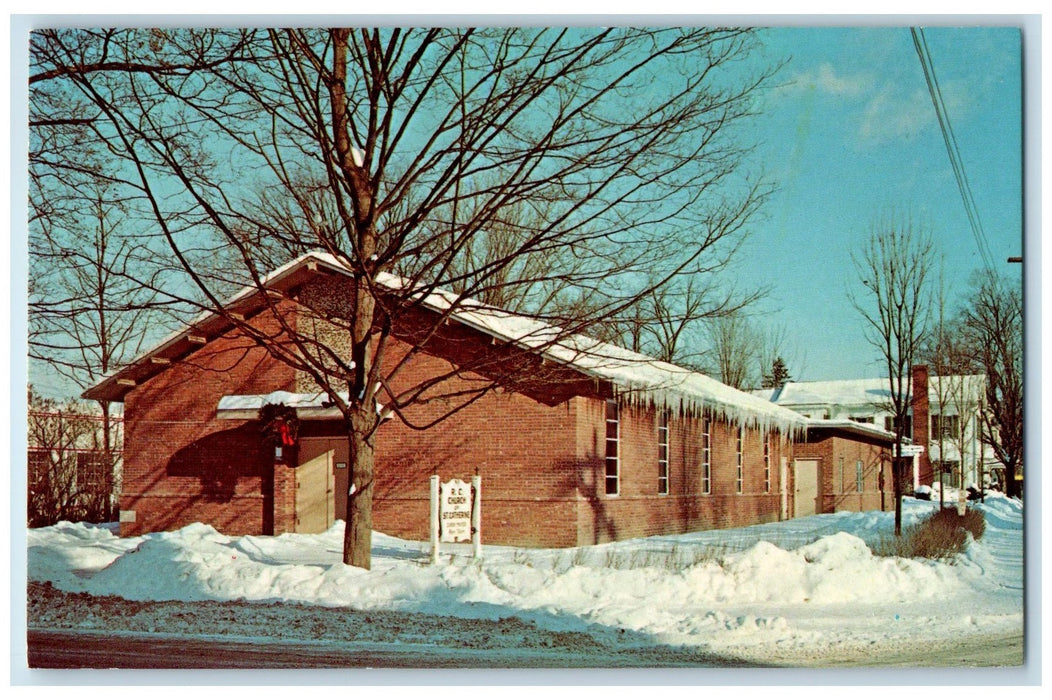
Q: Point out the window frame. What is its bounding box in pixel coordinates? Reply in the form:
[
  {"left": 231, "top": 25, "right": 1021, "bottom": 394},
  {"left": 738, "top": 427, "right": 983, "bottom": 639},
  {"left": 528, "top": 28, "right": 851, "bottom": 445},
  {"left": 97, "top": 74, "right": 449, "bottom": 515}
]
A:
[
  {"left": 604, "top": 399, "right": 620, "bottom": 496},
  {"left": 657, "top": 409, "right": 670, "bottom": 495},
  {"left": 76, "top": 452, "right": 111, "bottom": 492},
  {"left": 28, "top": 449, "right": 50, "bottom": 492},
  {"left": 701, "top": 417, "right": 711, "bottom": 495},
  {"left": 736, "top": 425, "right": 744, "bottom": 494},
  {"left": 763, "top": 435, "right": 771, "bottom": 493},
  {"left": 932, "top": 414, "right": 960, "bottom": 440}
]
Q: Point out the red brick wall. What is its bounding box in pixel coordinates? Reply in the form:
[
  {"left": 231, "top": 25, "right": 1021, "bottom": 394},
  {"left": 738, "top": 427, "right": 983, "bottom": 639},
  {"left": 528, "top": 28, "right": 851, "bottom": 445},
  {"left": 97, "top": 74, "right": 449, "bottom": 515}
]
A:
[
  {"left": 912, "top": 364, "right": 933, "bottom": 486},
  {"left": 119, "top": 310, "right": 296, "bottom": 536},
  {"left": 572, "top": 404, "right": 791, "bottom": 545},
  {"left": 370, "top": 345, "right": 584, "bottom": 548},
  {"left": 118, "top": 291, "right": 800, "bottom": 548},
  {"left": 794, "top": 431, "right": 892, "bottom": 514}
]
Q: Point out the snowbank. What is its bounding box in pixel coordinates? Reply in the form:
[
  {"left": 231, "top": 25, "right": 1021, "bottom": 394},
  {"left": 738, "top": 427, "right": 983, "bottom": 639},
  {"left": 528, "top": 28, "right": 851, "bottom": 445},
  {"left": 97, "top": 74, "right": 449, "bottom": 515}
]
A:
[{"left": 26, "top": 495, "right": 1024, "bottom": 657}]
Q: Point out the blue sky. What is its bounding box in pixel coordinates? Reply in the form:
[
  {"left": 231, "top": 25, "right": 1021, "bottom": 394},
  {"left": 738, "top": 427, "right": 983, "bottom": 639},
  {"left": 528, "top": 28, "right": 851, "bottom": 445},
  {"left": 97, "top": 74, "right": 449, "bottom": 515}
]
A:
[
  {"left": 18, "top": 22, "right": 1028, "bottom": 398},
  {"left": 735, "top": 25, "right": 1024, "bottom": 381}
]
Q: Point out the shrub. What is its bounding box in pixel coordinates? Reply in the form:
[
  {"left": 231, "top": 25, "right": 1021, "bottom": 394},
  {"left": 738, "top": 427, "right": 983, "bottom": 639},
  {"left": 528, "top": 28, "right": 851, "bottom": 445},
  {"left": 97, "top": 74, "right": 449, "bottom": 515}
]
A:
[{"left": 873, "top": 507, "right": 986, "bottom": 561}]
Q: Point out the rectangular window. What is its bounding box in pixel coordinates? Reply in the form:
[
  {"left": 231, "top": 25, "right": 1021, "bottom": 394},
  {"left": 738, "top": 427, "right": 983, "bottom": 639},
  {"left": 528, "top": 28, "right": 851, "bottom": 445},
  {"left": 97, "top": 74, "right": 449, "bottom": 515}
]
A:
[
  {"left": 657, "top": 410, "right": 669, "bottom": 495},
  {"left": 605, "top": 400, "right": 619, "bottom": 496},
  {"left": 763, "top": 436, "right": 771, "bottom": 493},
  {"left": 736, "top": 426, "right": 744, "bottom": 494},
  {"left": 850, "top": 415, "right": 875, "bottom": 424},
  {"left": 856, "top": 459, "right": 864, "bottom": 493},
  {"left": 838, "top": 456, "right": 845, "bottom": 493},
  {"left": 76, "top": 452, "right": 111, "bottom": 491},
  {"left": 701, "top": 418, "right": 711, "bottom": 494},
  {"left": 883, "top": 414, "right": 913, "bottom": 436},
  {"left": 931, "top": 414, "right": 960, "bottom": 440},
  {"left": 28, "top": 449, "right": 49, "bottom": 492}
]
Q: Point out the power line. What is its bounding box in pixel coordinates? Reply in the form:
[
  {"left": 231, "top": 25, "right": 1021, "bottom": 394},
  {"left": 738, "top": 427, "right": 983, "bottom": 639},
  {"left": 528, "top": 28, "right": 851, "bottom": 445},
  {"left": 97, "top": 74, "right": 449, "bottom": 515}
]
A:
[{"left": 910, "top": 27, "right": 998, "bottom": 274}]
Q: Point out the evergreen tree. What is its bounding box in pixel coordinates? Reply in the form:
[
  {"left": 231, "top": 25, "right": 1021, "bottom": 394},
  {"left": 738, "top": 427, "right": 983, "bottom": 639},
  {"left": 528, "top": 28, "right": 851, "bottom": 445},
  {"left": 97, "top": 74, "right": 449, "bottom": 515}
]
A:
[{"left": 762, "top": 356, "right": 791, "bottom": 389}]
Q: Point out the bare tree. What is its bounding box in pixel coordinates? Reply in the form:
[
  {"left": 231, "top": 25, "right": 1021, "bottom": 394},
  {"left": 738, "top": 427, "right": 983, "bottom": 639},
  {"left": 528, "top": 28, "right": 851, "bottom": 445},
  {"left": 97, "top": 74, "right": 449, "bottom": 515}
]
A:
[
  {"left": 961, "top": 271, "right": 1023, "bottom": 498},
  {"left": 27, "top": 388, "right": 118, "bottom": 526},
  {"left": 920, "top": 267, "right": 981, "bottom": 509},
  {"left": 31, "top": 27, "right": 778, "bottom": 567},
  {"left": 852, "top": 219, "right": 935, "bottom": 535},
  {"left": 596, "top": 273, "right": 761, "bottom": 370},
  {"left": 28, "top": 183, "right": 176, "bottom": 501},
  {"left": 706, "top": 311, "right": 761, "bottom": 390}
]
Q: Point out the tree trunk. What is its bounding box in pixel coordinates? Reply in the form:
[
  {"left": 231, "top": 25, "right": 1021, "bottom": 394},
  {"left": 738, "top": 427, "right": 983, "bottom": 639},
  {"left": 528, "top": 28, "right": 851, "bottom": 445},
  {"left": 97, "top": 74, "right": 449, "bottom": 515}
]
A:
[
  {"left": 344, "top": 410, "right": 376, "bottom": 568},
  {"left": 892, "top": 436, "right": 904, "bottom": 536},
  {"left": 893, "top": 460, "right": 903, "bottom": 536},
  {"left": 1005, "top": 461, "right": 1020, "bottom": 499}
]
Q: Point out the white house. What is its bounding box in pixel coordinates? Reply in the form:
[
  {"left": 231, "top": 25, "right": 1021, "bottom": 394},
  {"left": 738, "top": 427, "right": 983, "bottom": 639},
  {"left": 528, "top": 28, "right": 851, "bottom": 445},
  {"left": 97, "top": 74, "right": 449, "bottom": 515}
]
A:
[{"left": 755, "top": 366, "right": 1003, "bottom": 492}]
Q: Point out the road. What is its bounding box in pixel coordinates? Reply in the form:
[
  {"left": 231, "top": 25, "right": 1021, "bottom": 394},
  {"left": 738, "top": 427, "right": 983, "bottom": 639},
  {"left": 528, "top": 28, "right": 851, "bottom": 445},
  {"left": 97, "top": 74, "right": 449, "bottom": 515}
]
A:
[
  {"left": 26, "top": 628, "right": 758, "bottom": 669},
  {"left": 26, "top": 628, "right": 1023, "bottom": 670}
]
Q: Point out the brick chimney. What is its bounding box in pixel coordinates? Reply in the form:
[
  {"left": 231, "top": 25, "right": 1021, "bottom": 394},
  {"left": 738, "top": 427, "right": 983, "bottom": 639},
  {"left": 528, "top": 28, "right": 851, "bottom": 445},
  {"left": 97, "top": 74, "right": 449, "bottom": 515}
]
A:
[{"left": 911, "top": 364, "right": 932, "bottom": 486}]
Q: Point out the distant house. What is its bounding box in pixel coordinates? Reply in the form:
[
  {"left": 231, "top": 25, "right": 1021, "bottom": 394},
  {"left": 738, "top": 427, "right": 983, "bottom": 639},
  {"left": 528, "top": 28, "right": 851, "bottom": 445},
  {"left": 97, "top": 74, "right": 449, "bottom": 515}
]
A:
[
  {"left": 84, "top": 252, "right": 810, "bottom": 548},
  {"left": 792, "top": 419, "right": 897, "bottom": 516},
  {"left": 758, "top": 367, "right": 1003, "bottom": 493},
  {"left": 27, "top": 406, "right": 123, "bottom": 526}
]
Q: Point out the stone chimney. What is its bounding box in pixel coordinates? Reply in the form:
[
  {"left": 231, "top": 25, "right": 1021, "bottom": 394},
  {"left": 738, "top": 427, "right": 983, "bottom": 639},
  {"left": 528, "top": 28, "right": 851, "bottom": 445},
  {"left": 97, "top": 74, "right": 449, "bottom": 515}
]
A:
[{"left": 911, "top": 364, "right": 932, "bottom": 486}]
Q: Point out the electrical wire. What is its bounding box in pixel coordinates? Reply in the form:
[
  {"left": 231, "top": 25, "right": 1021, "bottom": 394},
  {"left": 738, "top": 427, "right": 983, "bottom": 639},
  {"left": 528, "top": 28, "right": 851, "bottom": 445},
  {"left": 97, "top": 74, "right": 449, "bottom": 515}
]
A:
[{"left": 911, "top": 27, "right": 998, "bottom": 274}]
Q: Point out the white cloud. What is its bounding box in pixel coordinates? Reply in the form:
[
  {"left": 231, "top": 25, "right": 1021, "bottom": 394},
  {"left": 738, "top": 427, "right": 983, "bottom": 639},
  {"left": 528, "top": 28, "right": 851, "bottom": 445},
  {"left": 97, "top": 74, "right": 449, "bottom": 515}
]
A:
[
  {"left": 813, "top": 63, "right": 870, "bottom": 96},
  {"left": 781, "top": 62, "right": 871, "bottom": 97},
  {"left": 858, "top": 87, "right": 935, "bottom": 144}
]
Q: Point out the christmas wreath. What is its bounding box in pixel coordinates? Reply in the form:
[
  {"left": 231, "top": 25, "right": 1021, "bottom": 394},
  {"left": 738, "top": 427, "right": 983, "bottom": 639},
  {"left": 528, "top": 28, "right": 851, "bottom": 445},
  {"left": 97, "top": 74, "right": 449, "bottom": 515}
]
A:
[{"left": 259, "top": 403, "right": 299, "bottom": 447}]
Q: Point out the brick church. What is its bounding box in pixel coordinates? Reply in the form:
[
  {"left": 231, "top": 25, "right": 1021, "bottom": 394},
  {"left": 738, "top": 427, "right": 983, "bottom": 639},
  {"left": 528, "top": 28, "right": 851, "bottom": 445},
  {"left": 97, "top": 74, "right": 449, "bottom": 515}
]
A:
[{"left": 84, "top": 252, "right": 894, "bottom": 548}]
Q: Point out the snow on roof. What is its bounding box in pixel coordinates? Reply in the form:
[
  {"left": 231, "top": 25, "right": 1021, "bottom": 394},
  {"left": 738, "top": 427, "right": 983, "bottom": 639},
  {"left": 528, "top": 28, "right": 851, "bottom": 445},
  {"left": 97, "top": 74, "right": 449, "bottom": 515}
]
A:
[
  {"left": 774, "top": 375, "right": 986, "bottom": 410},
  {"left": 804, "top": 418, "right": 898, "bottom": 443},
  {"left": 217, "top": 391, "right": 346, "bottom": 420},
  {"left": 774, "top": 378, "right": 894, "bottom": 408},
  {"left": 88, "top": 251, "right": 807, "bottom": 434}
]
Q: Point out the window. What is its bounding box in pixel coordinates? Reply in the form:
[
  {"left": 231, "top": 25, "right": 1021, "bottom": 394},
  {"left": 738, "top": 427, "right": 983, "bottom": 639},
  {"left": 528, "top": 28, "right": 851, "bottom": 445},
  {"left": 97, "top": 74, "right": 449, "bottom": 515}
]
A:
[
  {"left": 935, "top": 460, "right": 959, "bottom": 475},
  {"left": 28, "top": 450, "right": 49, "bottom": 492},
  {"left": 657, "top": 410, "right": 669, "bottom": 495},
  {"left": 931, "top": 414, "right": 960, "bottom": 440},
  {"left": 763, "top": 436, "right": 771, "bottom": 493},
  {"left": 605, "top": 400, "right": 619, "bottom": 495},
  {"left": 884, "top": 415, "right": 913, "bottom": 436},
  {"left": 736, "top": 426, "right": 744, "bottom": 494},
  {"left": 701, "top": 418, "right": 711, "bottom": 494},
  {"left": 856, "top": 459, "right": 864, "bottom": 493},
  {"left": 838, "top": 456, "right": 845, "bottom": 493},
  {"left": 849, "top": 416, "right": 874, "bottom": 424},
  {"left": 76, "top": 452, "right": 111, "bottom": 491}
]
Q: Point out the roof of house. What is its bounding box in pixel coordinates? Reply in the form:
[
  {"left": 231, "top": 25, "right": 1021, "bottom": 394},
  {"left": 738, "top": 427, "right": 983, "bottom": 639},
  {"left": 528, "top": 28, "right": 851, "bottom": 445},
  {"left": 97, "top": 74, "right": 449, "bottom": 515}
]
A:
[
  {"left": 803, "top": 418, "right": 898, "bottom": 443},
  {"left": 84, "top": 251, "right": 808, "bottom": 434},
  {"left": 772, "top": 378, "right": 895, "bottom": 408},
  {"left": 764, "top": 375, "right": 986, "bottom": 411}
]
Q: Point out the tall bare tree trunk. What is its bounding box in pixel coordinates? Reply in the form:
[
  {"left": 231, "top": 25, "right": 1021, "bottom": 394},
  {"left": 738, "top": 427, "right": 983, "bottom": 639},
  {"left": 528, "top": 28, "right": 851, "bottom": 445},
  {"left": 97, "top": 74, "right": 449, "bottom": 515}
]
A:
[{"left": 345, "top": 407, "right": 376, "bottom": 568}]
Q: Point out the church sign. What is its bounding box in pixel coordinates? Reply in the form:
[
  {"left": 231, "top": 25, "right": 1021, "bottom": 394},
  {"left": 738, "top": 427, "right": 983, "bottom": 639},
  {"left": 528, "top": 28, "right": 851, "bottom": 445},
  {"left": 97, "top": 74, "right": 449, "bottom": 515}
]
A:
[
  {"left": 429, "top": 474, "right": 482, "bottom": 563},
  {"left": 439, "top": 478, "right": 473, "bottom": 543}
]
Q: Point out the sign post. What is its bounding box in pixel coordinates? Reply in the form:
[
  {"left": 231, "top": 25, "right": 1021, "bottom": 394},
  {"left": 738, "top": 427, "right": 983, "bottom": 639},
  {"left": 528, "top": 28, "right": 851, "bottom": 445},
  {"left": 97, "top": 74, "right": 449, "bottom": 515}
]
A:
[
  {"left": 472, "top": 474, "right": 482, "bottom": 558},
  {"left": 429, "top": 475, "right": 440, "bottom": 564},
  {"left": 430, "top": 475, "right": 482, "bottom": 563}
]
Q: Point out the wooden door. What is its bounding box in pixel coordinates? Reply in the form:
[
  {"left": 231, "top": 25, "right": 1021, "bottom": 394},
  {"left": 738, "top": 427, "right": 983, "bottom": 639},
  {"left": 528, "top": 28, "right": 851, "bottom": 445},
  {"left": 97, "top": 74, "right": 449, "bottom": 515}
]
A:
[
  {"left": 295, "top": 438, "right": 336, "bottom": 533},
  {"left": 793, "top": 459, "right": 819, "bottom": 518}
]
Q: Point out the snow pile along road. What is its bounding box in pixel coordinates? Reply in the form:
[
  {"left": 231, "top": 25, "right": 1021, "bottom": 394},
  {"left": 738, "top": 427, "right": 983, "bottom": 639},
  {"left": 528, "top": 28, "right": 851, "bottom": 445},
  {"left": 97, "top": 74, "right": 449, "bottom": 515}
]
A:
[{"left": 26, "top": 494, "right": 1024, "bottom": 664}]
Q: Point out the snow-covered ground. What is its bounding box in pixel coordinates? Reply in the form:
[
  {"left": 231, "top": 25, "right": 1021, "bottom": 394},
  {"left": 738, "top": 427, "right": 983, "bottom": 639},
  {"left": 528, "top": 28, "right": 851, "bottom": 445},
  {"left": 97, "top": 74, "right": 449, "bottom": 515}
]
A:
[{"left": 25, "top": 493, "right": 1024, "bottom": 666}]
